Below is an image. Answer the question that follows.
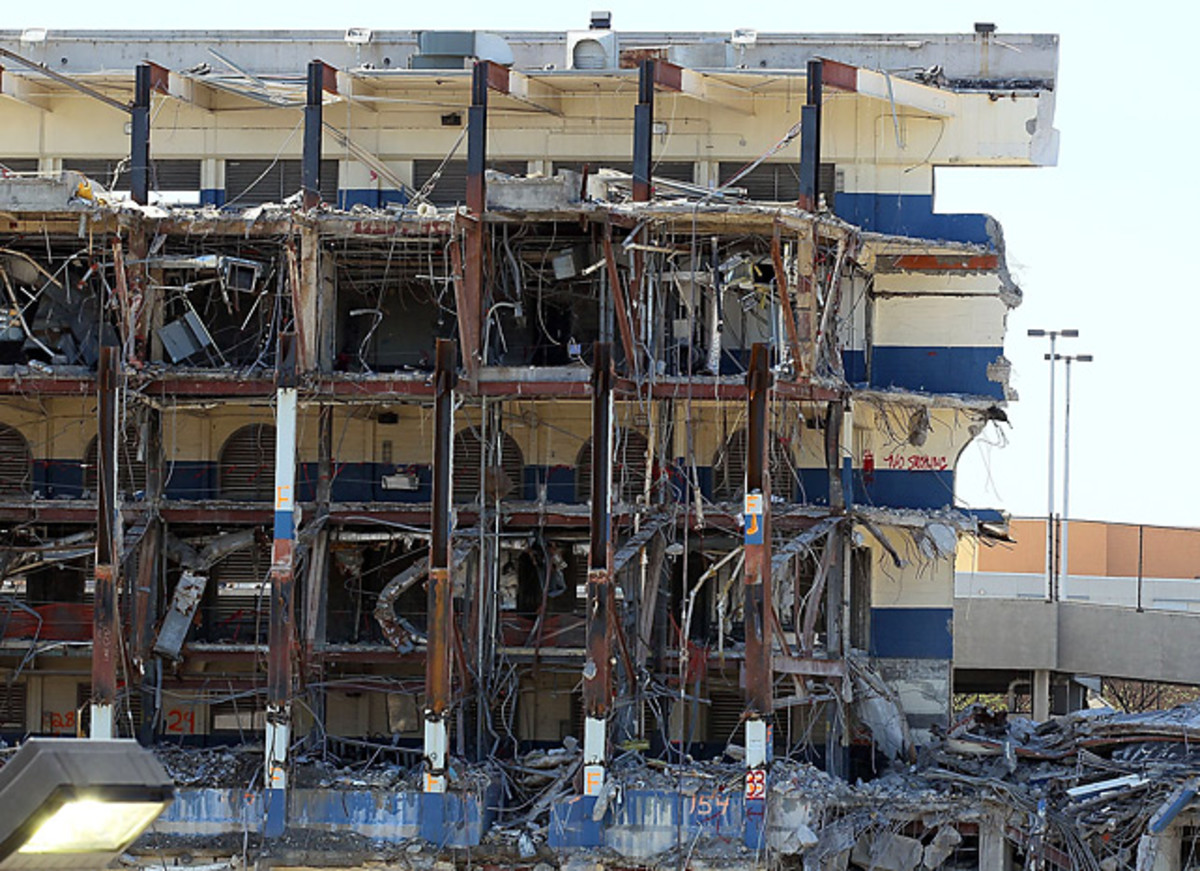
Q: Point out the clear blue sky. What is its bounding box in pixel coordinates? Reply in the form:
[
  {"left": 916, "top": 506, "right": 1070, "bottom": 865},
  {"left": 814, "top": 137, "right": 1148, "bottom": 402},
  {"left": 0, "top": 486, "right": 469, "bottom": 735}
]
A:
[{"left": 12, "top": 1, "right": 1195, "bottom": 527}]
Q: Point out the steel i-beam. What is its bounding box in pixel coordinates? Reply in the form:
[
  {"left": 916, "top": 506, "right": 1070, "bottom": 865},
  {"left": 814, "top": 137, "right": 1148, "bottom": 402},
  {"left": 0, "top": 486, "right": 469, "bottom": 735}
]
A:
[
  {"left": 799, "top": 59, "right": 823, "bottom": 210},
  {"left": 633, "top": 60, "right": 654, "bottom": 203},
  {"left": 583, "top": 343, "right": 615, "bottom": 800},
  {"left": 302, "top": 60, "right": 323, "bottom": 210},
  {"left": 130, "top": 64, "right": 151, "bottom": 206},
  {"left": 424, "top": 338, "right": 457, "bottom": 795},
  {"left": 90, "top": 341, "right": 120, "bottom": 740},
  {"left": 743, "top": 342, "right": 773, "bottom": 847},
  {"left": 265, "top": 332, "right": 298, "bottom": 837}
]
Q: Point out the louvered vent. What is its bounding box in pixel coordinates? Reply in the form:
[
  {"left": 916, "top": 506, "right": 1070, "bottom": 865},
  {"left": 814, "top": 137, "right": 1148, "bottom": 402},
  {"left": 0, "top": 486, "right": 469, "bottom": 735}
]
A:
[
  {"left": 452, "top": 427, "right": 524, "bottom": 503},
  {"left": 208, "top": 541, "right": 271, "bottom": 644},
  {"left": 706, "top": 688, "right": 744, "bottom": 747},
  {"left": 711, "top": 428, "right": 795, "bottom": 503},
  {"left": 718, "top": 162, "right": 836, "bottom": 205},
  {"left": 554, "top": 161, "right": 694, "bottom": 183},
  {"left": 218, "top": 424, "right": 276, "bottom": 501},
  {"left": 210, "top": 690, "right": 266, "bottom": 732},
  {"left": 0, "top": 682, "right": 26, "bottom": 729},
  {"left": 575, "top": 429, "right": 650, "bottom": 505},
  {"left": 224, "top": 159, "right": 338, "bottom": 207},
  {"left": 0, "top": 159, "right": 37, "bottom": 174},
  {"left": 83, "top": 427, "right": 148, "bottom": 497},
  {"left": 413, "top": 159, "right": 528, "bottom": 206},
  {"left": 63, "top": 158, "right": 201, "bottom": 193},
  {"left": 0, "top": 424, "right": 31, "bottom": 496}
]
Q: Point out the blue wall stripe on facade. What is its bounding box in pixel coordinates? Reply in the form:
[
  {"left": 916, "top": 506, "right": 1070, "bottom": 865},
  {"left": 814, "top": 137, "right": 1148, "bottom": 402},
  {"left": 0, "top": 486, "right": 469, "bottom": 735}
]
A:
[
  {"left": 870, "top": 607, "right": 953, "bottom": 659},
  {"left": 870, "top": 345, "right": 1005, "bottom": 398},
  {"left": 835, "top": 192, "right": 991, "bottom": 246}
]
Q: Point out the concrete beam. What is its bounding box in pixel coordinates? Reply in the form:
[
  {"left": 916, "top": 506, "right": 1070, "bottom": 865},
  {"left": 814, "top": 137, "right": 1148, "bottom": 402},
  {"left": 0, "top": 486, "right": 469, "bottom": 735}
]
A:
[{"left": 0, "top": 68, "right": 52, "bottom": 112}]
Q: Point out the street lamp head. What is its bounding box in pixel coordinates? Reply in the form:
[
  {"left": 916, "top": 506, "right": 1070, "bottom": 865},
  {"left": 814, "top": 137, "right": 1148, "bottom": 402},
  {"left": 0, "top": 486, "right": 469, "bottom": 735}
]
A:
[
  {"left": 1076, "top": 354, "right": 1094, "bottom": 362},
  {"left": 1061, "top": 329, "right": 1080, "bottom": 337},
  {"left": 0, "top": 739, "right": 173, "bottom": 870},
  {"left": 1027, "top": 328, "right": 1046, "bottom": 337}
]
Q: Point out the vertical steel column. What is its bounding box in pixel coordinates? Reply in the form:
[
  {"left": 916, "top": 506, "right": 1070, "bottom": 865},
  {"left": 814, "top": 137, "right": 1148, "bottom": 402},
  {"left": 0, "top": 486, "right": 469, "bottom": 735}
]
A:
[
  {"left": 454, "top": 61, "right": 488, "bottom": 384},
  {"left": 467, "top": 61, "right": 488, "bottom": 216},
  {"left": 302, "top": 60, "right": 323, "bottom": 210},
  {"left": 130, "top": 64, "right": 151, "bottom": 206},
  {"left": 633, "top": 60, "right": 654, "bottom": 203},
  {"left": 90, "top": 341, "right": 120, "bottom": 740},
  {"left": 742, "top": 342, "right": 773, "bottom": 846},
  {"left": 799, "top": 59, "right": 823, "bottom": 210},
  {"left": 583, "top": 343, "right": 614, "bottom": 798},
  {"left": 823, "top": 398, "right": 852, "bottom": 779},
  {"left": 425, "top": 338, "right": 457, "bottom": 794},
  {"left": 265, "top": 332, "right": 298, "bottom": 837}
]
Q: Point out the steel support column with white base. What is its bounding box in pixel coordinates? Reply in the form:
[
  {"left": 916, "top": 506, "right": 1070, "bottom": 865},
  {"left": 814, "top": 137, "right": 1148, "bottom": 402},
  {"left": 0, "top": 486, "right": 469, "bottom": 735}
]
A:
[
  {"left": 265, "top": 334, "right": 298, "bottom": 837},
  {"left": 742, "top": 343, "right": 773, "bottom": 848},
  {"left": 421, "top": 339, "right": 457, "bottom": 841}
]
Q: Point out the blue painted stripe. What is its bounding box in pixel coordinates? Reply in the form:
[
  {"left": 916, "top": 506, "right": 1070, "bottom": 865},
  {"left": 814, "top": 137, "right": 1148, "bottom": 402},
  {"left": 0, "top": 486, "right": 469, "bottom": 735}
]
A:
[
  {"left": 273, "top": 510, "right": 294, "bottom": 540},
  {"left": 835, "top": 192, "right": 991, "bottom": 246},
  {"left": 870, "top": 345, "right": 1006, "bottom": 398},
  {"left": 855, "top": 469, "right": 954, "bottom": 510},
  {"left": 870, "top": 607, "right": 953, "bottom": 659},
  {"left": 200, "top": 189, "right": 225, "bottom": 207}
]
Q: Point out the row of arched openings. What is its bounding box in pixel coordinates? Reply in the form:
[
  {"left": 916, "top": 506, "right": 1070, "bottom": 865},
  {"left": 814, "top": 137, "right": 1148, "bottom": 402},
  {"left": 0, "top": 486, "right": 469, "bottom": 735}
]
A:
[{"left": 0, "top": 422, "right": 795, "bottom": 503}]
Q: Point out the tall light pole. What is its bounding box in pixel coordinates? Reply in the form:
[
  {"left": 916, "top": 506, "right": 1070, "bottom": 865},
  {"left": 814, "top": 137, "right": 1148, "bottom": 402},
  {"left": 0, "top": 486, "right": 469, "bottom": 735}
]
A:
[
  {"left": 1028, "top": 328, "right": 1078, "bottom": 601},
  {"left": 1053, "top": 352, "right": 1093, "bottom": 601}
]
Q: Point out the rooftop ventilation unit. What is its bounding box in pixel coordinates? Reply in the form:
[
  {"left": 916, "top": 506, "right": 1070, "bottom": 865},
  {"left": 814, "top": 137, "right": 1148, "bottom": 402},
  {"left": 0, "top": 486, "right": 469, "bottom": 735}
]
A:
[{"left": 567, "top": 29, "right": 618, "bottom": 70}]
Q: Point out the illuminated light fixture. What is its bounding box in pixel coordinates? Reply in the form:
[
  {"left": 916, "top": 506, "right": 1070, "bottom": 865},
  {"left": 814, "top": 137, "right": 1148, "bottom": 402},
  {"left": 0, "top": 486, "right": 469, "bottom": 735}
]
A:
[{"left": 0, "top": 739, "right": 174, "bottom": 871}]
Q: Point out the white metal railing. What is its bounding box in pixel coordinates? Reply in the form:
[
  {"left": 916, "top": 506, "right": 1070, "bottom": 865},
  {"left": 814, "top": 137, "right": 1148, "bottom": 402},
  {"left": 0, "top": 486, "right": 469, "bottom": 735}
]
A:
[{"left": 954, "top": 571, "right": 1200, "bottom": 613}]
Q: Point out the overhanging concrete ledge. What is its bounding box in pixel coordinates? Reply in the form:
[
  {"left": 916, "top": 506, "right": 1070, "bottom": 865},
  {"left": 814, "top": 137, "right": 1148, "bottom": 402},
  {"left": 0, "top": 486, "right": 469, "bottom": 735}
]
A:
[{"left": 954, "top": 598, "right": 1200, "bottom": 685}]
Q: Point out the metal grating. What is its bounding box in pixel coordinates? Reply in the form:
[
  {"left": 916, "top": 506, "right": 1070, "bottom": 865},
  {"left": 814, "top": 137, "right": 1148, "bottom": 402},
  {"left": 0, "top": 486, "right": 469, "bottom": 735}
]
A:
[
  {"left": 218, "top": 424, "right": 276, "bottom": 501},
  {"left": 719, "top": 161, "right": 836, "bottom": 205},
  {"left": 711, "top": 428, "right": 795, "bottom": 502},
  {"left": 224, "top": 159, "right": 338, "bottom": 206},
  {"left": 413, "top": 159, "right": 529, "bottom": 206},
  {"left": 63, "top": 158, "right": 202, "bottom": 192},
  {"left": 0, "top": 682, "right": 26, "bottom": 729},
  {"left": 207, "top": 541, "right": 271, "bottom": 644},
  {"left": 83, "top": 427, "right": 148, "bottom": 497},
  {"left": 575, "top": 429, "right": 650, "bottom": 505},
  {"left": 0, "top": 424, "right": 31, "bottom": 496},
  {"left": 452, "top": 427, "right": 525, "bottom": 503}
]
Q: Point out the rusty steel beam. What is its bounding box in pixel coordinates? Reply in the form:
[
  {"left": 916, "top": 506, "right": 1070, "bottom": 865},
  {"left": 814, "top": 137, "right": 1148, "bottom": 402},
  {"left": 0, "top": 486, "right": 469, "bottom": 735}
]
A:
[
  {"left": 582, "top": 342, "right": 614, "bottom": 799},
  {"left": 424, "top": 338, "right": 457, "bottom": 794},
  {"left": 265, "top": 332, "right": 298, "bottom": 838},
  {"left": 773, "top": 222, "right": 806, "bottom": 379},
  {"left": 602, "top": 228, "right": 640, "bottom": 378},
  {"left": 742, "top": 342, "right": 773, "bottom": 847},
  {"left": 90, "top": 341, "right": 120, "bottom": 740}
]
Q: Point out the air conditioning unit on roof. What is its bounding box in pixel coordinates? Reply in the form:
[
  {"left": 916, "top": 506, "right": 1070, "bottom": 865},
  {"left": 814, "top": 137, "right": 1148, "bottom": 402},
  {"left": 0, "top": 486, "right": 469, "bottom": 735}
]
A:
[{"left": 567, "top": 29, "right": 618, "bottom": 70}]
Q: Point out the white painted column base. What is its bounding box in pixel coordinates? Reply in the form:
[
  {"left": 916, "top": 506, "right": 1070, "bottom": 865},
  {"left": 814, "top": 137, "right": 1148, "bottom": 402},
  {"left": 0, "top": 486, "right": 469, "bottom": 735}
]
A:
[
  {"left": 89, "top": 703, "right": 114, "bottom": 739},
  {"left": 265, "top": 707, "right": 290, "bottom": 792},
  {"left": 424, "top": 718, "right": 448, "bottom": 793},
  {"left": 583, "top": 715, "right": 605, "bottom": 796}
]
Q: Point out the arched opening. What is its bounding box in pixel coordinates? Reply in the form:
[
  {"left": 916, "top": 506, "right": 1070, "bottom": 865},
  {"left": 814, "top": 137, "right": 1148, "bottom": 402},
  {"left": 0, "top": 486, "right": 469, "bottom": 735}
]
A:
[
  {"left": 218, "top": 424, "right": 276, "bottom": 501},
  {"left": 0, "top": 424, "right": 32, "bottom": 496},
  {"left": 83, "top": 426, "right": 148, "bottom": 497},
  {"left": 452, "top": 427, "right": 525, "bottom": 503},
  {"left": 711, "top": 427, "right": 795, "bottom": 502},
  {"left": 574, "top": 429, "right": 650, "bottom": 505}
]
